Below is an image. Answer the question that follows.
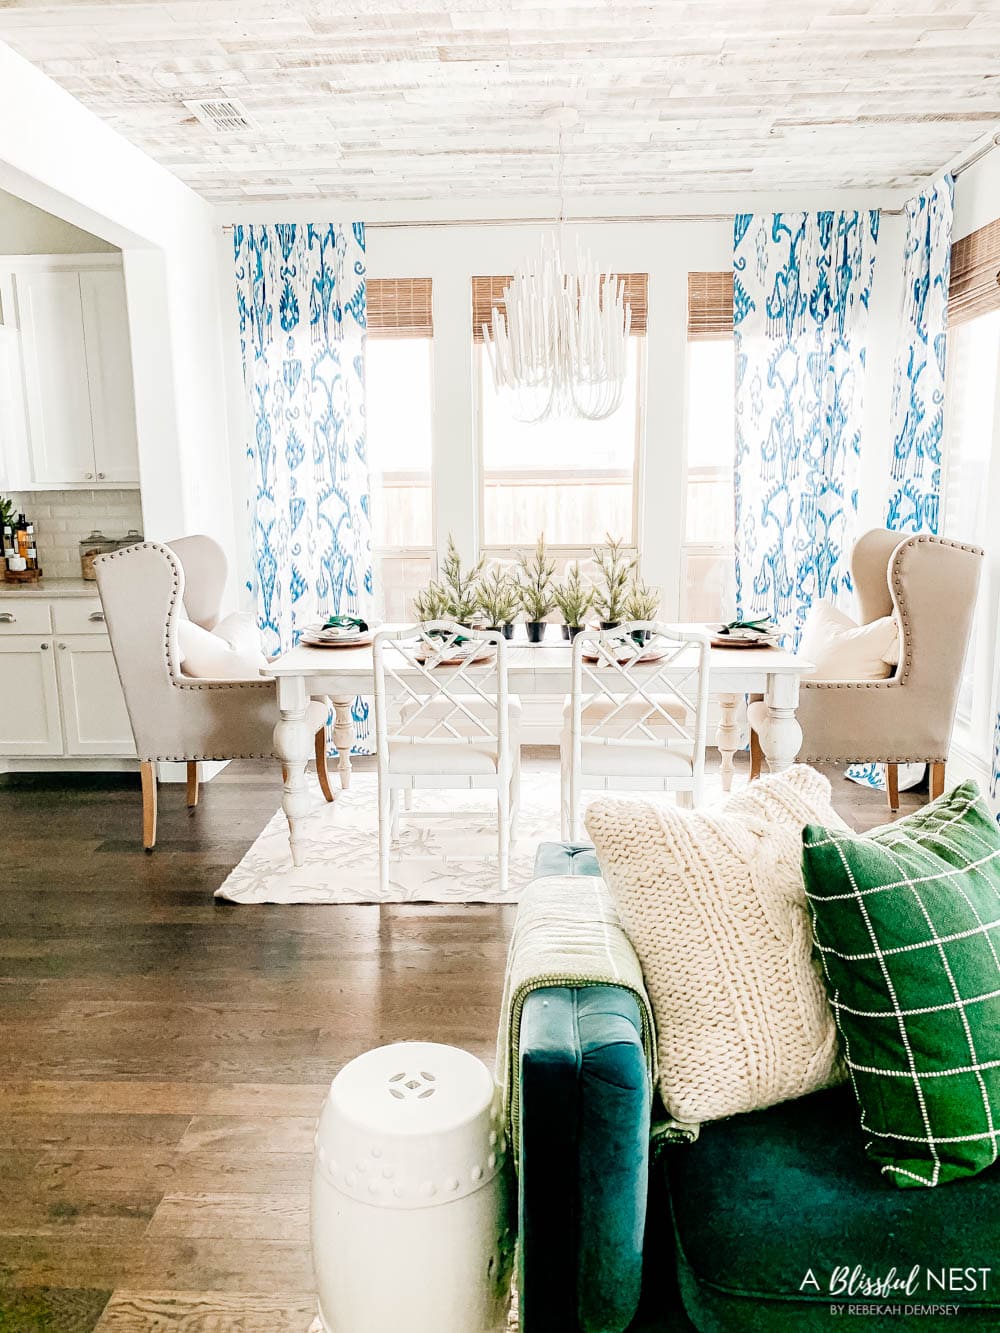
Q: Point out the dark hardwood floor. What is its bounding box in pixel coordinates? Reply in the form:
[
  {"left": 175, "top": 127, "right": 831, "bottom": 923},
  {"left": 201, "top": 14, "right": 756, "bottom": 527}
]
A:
[{"left": 0, "top": 753, "right": 923, "bottom": 1331}]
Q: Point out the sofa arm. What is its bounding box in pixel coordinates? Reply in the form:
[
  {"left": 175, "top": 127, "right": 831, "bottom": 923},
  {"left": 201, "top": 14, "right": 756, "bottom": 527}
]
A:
[{"left": 519, "top": 984, "right": 651, "bottom": 1333}]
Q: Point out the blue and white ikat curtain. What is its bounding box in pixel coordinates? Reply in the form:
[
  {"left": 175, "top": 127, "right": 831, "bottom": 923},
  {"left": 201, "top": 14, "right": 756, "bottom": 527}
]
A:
[
  {"left": 233, "top": 222, "right": 373, "bottom": 748},
  {"left": 885, "top": 176, "right": 954, "bottom": 535},
  {"left": 851, "top": 178, "right": 954, "bottom": 793},
  {"left": 733, "top": 210, "right": 880, "bottom": 647}
]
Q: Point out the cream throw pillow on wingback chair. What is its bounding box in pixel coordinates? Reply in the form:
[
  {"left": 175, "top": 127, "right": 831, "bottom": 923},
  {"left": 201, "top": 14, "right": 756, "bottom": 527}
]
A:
[
  {"left": 585, "top": 766, "right": 848, "bottom": 1124},
  {"left": 797, "top": 601, "right": 900, "bottom": 680}
]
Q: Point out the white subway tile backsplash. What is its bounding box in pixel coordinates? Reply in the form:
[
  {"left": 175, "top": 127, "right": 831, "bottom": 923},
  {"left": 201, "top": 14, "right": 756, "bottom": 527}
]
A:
[{"left": 5, "top": 489, "right": 144, "bottom": 580}]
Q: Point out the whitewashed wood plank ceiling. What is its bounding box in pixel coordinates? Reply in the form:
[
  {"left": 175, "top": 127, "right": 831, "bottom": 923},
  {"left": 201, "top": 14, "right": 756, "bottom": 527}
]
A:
[{"left": 1, "top": 1, "right": 999, "bottom": 205}]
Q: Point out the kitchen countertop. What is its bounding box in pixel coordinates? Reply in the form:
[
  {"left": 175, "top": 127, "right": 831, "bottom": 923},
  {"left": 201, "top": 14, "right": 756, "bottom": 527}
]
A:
[{"left": 0, "top": 577, "right": 100, "bottom": 599}]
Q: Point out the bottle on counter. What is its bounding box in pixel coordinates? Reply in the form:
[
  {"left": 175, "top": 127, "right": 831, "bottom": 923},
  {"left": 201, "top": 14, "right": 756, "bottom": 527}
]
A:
[
  {"left": 24, "top": 518, "right": 37, "bottom": 571},
  {"left": 6, "top": 516, "right": 27, "bottom": 573}
]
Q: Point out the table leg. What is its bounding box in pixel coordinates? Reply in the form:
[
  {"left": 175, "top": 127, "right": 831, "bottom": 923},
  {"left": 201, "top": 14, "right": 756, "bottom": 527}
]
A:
[
  {"left": 332, "top": 696, "right": 355, "bottom": 790},
  {"left": 275, "top": 675, "right": 313, "bottom": 868},
  {"left": 716, "top": 693, "right": 742, "bottom": 792},
  {"left": 757, "top": 672, "right": 802, "bottom": 775}
]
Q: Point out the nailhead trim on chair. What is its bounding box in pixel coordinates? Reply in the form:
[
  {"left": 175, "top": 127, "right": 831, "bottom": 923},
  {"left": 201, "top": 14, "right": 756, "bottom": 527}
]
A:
[
  {"left": 95, "top": 541, "right": 297, "bottom": 766},
  {"left": 796, "top": 534, "right": 985, "bottom": 766}
]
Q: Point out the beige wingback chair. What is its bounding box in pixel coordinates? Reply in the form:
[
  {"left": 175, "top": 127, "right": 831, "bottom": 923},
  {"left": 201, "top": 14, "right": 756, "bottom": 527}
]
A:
[
  {"left": 749, "top": 530, "right": 984, "bottom": 809},
  {"left": 95, "top": 537, "right": 333, "bottom": 850}
]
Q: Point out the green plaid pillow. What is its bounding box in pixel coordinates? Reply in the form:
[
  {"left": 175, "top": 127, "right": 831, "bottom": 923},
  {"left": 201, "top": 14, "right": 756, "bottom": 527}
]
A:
[{"left": 802, "top": 781, "right": 1000, "bottom": 1189}]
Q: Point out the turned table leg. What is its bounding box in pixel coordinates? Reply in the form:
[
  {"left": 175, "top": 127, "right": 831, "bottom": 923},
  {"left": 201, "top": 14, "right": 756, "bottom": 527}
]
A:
[
  {"left": 716, "top": 693, "right": 742, "bottom": 792},
  {"left": 332, "top": 696, "right": 355, "bottom": 790},
  {"left": 275, "top": 675, "right": 313, "bottom": 868},
  {"left": 757, "top": 672, "right": 803, "bottom": 775}
]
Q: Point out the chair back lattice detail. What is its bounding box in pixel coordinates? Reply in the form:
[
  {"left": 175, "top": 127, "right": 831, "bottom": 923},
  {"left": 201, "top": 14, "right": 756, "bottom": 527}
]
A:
[
  {"left": 571, "top": 621, "right": 711, "bottom": 772},
  {"left": 373, "top": 622, "right": 510, "bottom": 759}
]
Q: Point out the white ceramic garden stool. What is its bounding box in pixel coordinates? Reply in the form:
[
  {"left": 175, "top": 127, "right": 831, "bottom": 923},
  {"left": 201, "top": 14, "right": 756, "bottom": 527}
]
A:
[{"left": 311, "top": 1041, "right": 514, "bottom": 1333}]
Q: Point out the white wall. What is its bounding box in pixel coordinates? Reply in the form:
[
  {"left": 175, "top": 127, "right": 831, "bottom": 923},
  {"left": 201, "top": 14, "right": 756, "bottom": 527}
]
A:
[
  {"left": 219, "top": 199, "right": 909, "bottom": 616},
  {"left": 953, "top": 144, "right": 1000, "bottom": 241},
  {"left": 0, "top": 43, "right": 237, "bottom": 590},
  {"left": 0, "top": 189, "right": 117, "bottom": 255}
]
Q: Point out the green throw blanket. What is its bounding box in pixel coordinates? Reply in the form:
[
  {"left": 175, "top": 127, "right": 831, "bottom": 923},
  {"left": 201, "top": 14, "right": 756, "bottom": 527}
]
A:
[{"left": 496, "top": 874, "right": 699, "bottom": 1164}]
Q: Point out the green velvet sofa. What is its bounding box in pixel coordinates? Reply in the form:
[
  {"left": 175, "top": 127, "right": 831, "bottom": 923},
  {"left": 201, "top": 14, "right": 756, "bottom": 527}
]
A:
[{"left": 518, "top": 843, "right": 1000, "bottom": 1332}]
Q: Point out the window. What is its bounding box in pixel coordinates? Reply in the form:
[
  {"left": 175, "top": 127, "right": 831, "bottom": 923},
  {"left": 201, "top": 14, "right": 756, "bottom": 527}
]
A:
[
  {"left": 941, "top": 215, "right": 1000, "bottom": 747},
  {"left": 681, "top": 272, "right": 735, "bottom": 622},
  {"left": 366, "top": 279, "right": 434, "bottom": 618},
  {"left": 474, "top": 273, "right": 646, "bottom": 552},
  {"left": 942, "top": 310, "right": 1000, "bottom": 725}
]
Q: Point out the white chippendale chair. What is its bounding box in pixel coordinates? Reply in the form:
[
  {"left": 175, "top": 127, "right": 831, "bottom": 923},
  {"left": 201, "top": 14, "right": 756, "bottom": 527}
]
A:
[
  {"left": 561, "top": 622, "right": 712, "bottom": 840},
  {"left": 96, "top": 536, "right": 335, "bottom": 851},
  {"left": 372, "top": 622, "right": 521, "bottom": 895}
]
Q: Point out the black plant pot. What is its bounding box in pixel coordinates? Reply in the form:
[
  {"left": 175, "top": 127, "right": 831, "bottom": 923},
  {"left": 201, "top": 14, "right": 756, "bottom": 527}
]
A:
[
  {"left": 526, "top": 621, "right": 546, "bottom": 644},
  {"left": 631, "top": 629, "right": 653, "bottom": 646},
  {"left": 489, "top": 623, "right": 515, "bottom": 640},
  {"left": 600, "top": 620, "right": 621, "bottom": 632},
  {"left": 561, "top": 624, "right": 586, "bottom": 641}
]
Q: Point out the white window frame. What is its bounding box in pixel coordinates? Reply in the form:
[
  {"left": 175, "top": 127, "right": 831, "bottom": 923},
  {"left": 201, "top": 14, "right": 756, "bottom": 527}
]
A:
[
  {"left": 474, "top": 336, "right": 646, "bottom": 562},
  {"left": 940, "top": 310, "right": 1000, "bottom": 772},
  {"left": 679, "top": 335, "right": 736, "bottom": 620},
  {"left": 367, "top": 334, "right": 438, "bottom": 602}
]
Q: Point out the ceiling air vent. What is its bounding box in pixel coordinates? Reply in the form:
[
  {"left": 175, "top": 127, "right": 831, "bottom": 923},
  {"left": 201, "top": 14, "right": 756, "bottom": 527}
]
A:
[{"left": 183, "top": 97, "right": 258, "bottom": 134}]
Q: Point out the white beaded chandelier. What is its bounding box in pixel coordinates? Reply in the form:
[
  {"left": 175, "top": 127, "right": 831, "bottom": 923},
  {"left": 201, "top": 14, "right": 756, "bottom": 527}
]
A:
[{"left": 481, "top": 109, "right": 632, "bottom": 423}]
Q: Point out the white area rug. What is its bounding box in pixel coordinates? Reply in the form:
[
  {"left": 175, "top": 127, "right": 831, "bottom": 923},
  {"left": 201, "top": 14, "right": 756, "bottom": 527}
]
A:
[
  {"left": 216, "top": 770, "right": 723, "bottom": 906},
  {"left": 218, "top": 771, "right": 557, "bottom": 905}
]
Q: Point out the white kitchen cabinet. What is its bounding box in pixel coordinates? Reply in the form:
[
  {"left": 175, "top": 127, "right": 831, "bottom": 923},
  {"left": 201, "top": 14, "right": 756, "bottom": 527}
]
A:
[
  {"left": 55, "top": 633, "right": 134, "bottom": 755},
  {"left": 0, "top": 592, "right": 136, "bottom": 763},
  {"left": 0, "top": 633, "right": 63, "bottom": 756},
  {"left": 78, "top": 270, "right": 140, "bottom": 485},
  {"left": 0, "top": 327, "right": 28, "bottom": 485},
  {"left": 0, "top": 256, "right": 139, "bottom": 489}
]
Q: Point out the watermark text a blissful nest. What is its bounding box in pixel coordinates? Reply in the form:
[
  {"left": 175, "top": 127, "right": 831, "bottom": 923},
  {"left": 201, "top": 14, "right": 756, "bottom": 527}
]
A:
[{"left": 799, "top": 1264, "right": 991, "bottom": 1317}]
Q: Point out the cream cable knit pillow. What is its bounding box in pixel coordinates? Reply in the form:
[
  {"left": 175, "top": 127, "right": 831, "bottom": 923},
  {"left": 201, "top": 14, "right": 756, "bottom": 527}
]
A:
[{"left": 585, "top": 766, "right": 848, "bottom": 1124}]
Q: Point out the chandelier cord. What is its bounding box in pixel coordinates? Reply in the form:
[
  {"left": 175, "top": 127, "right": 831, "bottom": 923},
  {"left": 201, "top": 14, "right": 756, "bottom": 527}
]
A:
[{"left": 556, "top": 122, "right": 566, "bottom": 257}]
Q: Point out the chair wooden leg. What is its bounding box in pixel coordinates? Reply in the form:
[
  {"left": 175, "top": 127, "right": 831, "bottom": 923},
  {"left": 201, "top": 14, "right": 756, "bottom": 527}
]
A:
[
  {"left": 186, "top": 761, "right": 200, "bottom": 809},
  {"left": 749, "top": 726, "right": 763, "bottom": 781},
  {"left": 886, "top": 763, "right": 900, "bottom": 813},
  {"left": 315, "top": 729, "right": 335, "bottom": 804},
  {"left": 141, "top": 761, "right": 157, "bottom": 852},
  {"left": 930, "top": 762, "right": 946, "bottom": 802}
]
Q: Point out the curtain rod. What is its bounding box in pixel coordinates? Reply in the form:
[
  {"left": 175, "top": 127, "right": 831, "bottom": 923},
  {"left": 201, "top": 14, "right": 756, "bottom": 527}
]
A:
[
  {"left": 952, "top": 132, "right": 1000, "bottom": 179},
  {"left": 216, "top": 129, "right": 1000, "bottom": 230},
  {"left": 221, "top": 207, "right": 904, "bottom": 230}
]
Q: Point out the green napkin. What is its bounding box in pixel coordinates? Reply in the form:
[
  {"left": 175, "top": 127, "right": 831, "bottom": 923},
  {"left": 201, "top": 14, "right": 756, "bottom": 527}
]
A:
[{"left": 323, "top": 615, "right": 369, "bottom": 633}]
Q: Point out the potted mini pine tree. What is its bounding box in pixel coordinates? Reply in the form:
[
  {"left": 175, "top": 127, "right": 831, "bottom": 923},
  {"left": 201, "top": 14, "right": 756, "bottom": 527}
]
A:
[
  {"left": 591, "top": 535, "right": 636, "bottom": 629},
  {"left": 477, "top": 564, "right": 519, "bottom": 639},
  {"left": 412, "top": 581, "right": 451, "bottom": 629},
  {"left": 438, "top": 534, "right": 485, "bottom": 627},
  {"left": 553, "top": 562, "right": 593, "bottom": 641},
  {"left": 624, "top": 579, "right": 661, "bottom": 644},
  {"left": 517, "top": 534, "right": 557, "bottom": 644}
]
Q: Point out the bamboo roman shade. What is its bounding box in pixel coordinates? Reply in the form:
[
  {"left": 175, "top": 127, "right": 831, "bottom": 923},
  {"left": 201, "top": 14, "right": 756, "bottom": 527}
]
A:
[
  {"left": 471, "top": 272, "right": 648, "bottom": 343},
  {"left": 687, "top": 271, "right": 734, "bottom": 340},
  {"left": 366, "top": 278, "right": 433, "bottom": 339},
  {"left": 949, "top": 219, "right": 1000, "bottom": 327}
]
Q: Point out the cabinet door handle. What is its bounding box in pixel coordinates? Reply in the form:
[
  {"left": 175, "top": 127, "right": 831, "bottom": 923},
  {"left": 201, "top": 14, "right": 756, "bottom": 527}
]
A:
[
  {"left": 58, "top": 642, "right": 66, "bottom": 650},
  {"left": 88, "top": 610, "right": 105, "bottom": 622},
  {"left": 0, "top": 612, "right": 14, "bottom": 623},
  {"left": 40, "top": 641, "right": 49, "bottom": 650},
  {"left": 97, "top": 472, "right": 106, "bottom": 480}
]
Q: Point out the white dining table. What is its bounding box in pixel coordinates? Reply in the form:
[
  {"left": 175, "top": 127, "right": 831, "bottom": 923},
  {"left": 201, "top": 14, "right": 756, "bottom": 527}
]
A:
[{"left": 264, "top": 626, "right": 812, "bottom": 867}]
